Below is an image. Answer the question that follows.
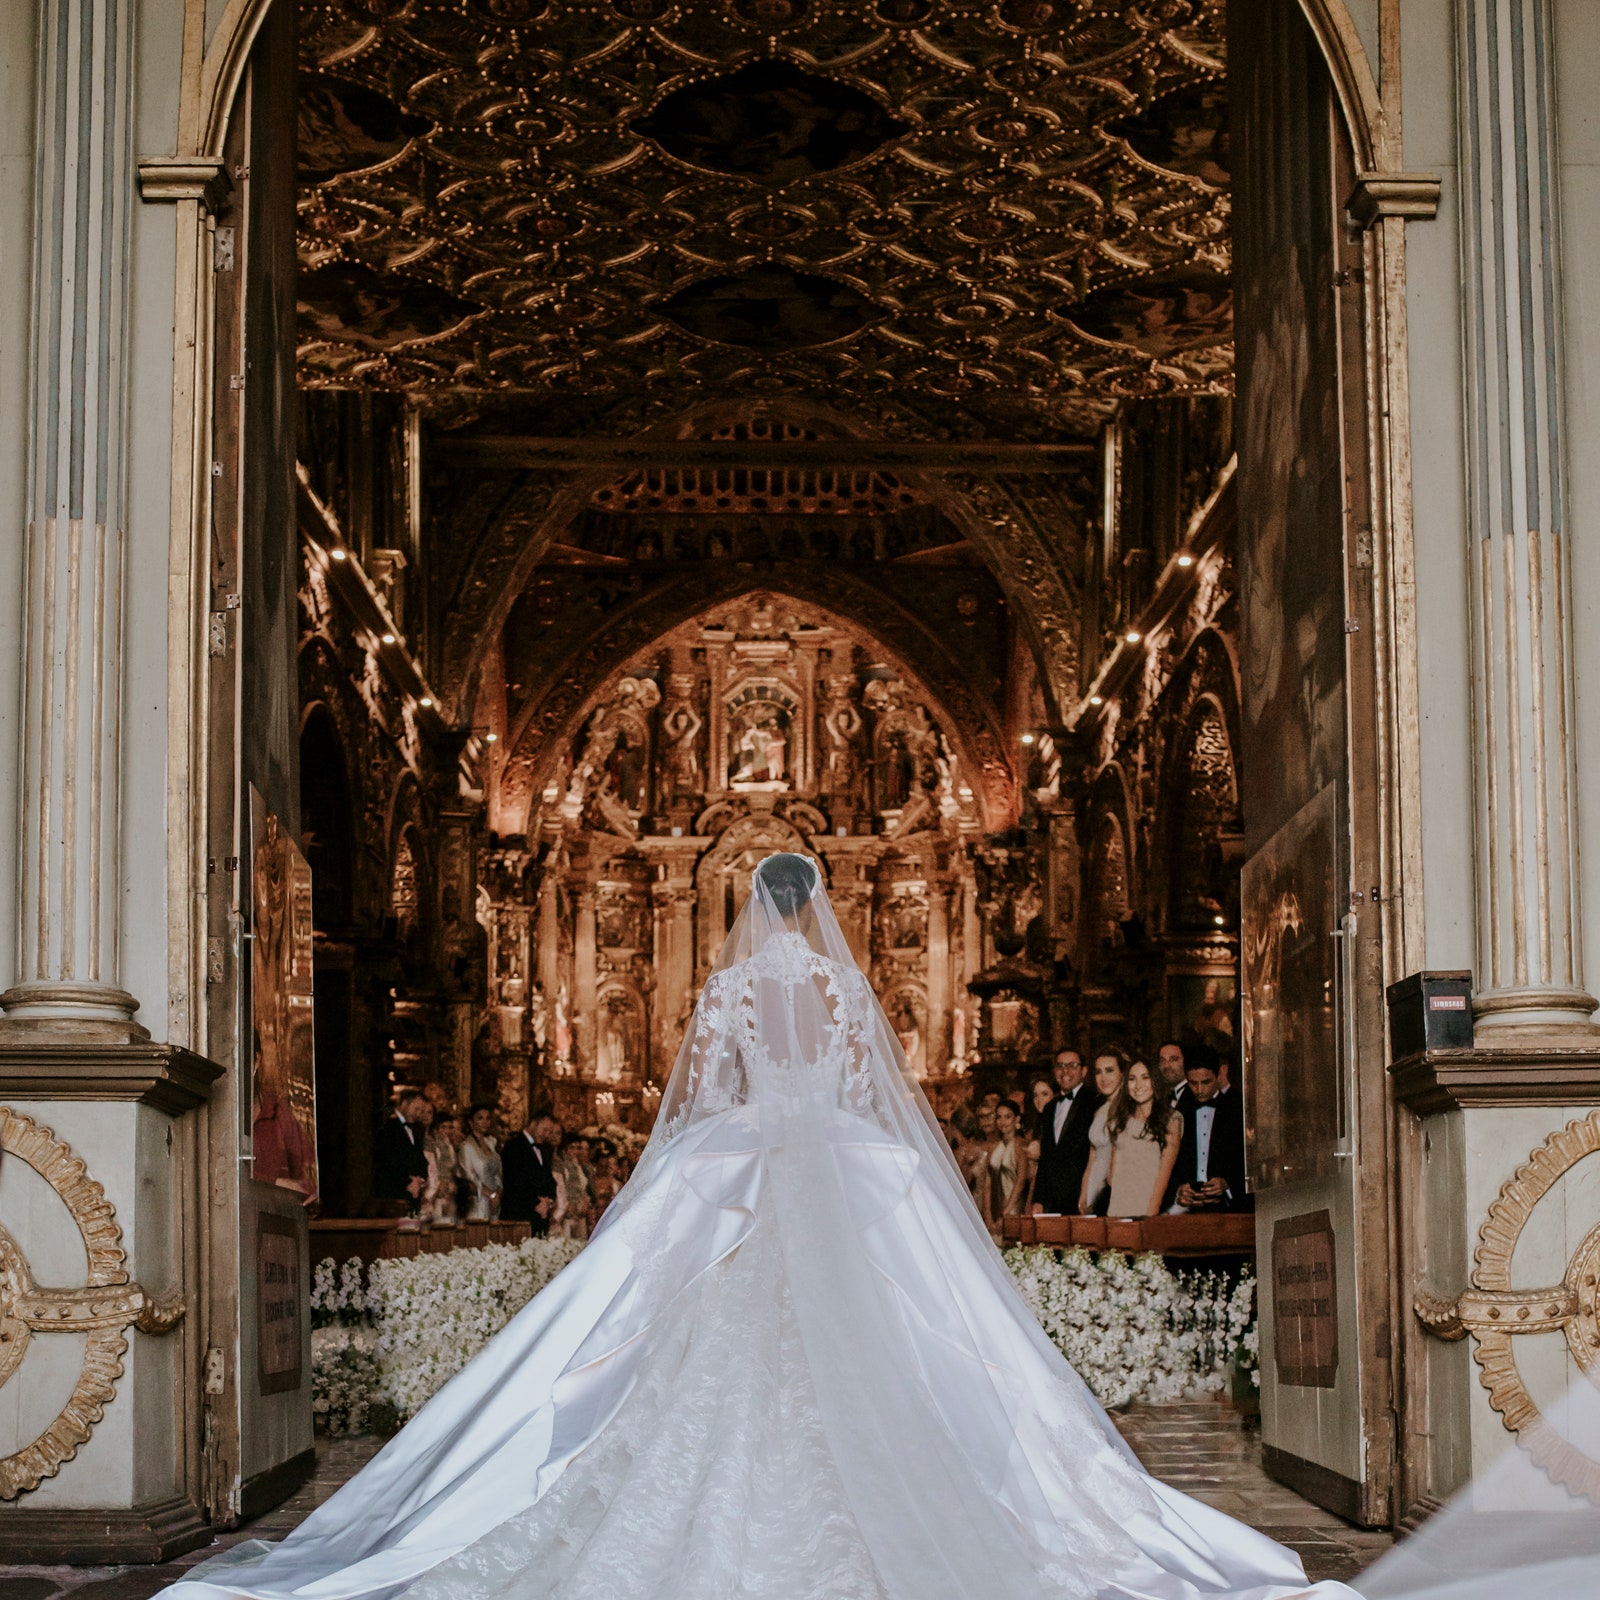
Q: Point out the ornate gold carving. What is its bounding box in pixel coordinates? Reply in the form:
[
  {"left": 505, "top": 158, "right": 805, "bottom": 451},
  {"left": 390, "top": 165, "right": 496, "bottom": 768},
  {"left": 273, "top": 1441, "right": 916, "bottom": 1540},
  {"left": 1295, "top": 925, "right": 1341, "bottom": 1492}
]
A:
[
  {"left": 298, "top": 0, "right": 1232, "bottom": 406},
  {"left": 0, "top": 1107, "right": 185, "bottom": 1500},
  {"left": 1414, "top": 1109, "right": 1600, "bottom": 1502}
]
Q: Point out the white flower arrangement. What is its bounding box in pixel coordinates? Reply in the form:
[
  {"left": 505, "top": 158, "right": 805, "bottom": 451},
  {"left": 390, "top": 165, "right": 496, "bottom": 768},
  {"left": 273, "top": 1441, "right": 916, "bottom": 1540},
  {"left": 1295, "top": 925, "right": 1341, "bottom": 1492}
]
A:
[
  {"left": 1004, "top": 1246, "right": 1259, "bottom": 1409},
  {"left": 311, "top": 1237, "right": 582, "bottom": 1434},
  {"left": 310, "top": 1237, "right": 1258, "bottom": 1435}
]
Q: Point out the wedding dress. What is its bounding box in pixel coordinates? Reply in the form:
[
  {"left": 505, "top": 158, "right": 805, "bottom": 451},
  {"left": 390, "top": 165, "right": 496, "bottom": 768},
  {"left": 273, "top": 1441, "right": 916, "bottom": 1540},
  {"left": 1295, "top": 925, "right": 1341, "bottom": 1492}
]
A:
[{"left": 168, "top": 854, "right": 1360, "bottom": 1600}]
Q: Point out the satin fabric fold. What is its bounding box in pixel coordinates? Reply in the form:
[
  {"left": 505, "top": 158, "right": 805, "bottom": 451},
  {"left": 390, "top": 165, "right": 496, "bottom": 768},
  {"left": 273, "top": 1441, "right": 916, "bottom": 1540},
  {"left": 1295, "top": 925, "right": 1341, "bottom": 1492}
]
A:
[{"left": 164, "top": 1101, "right": 1352, "bottom": 1600}]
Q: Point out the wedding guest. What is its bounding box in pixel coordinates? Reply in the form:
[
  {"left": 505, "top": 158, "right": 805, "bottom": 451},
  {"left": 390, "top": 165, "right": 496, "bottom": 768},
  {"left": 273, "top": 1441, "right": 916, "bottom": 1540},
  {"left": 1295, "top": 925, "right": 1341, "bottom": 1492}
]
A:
[
  {"left": 1026, "top": 1076, "right": 1056, "bottom": 1138},
  {"left": 949, "top": 1105, "right": 987, "bottom": 1204},
  {"left": 1031, "top": 1047, "right": 1100, "bottom": 1215},
  {"left": 1156, "top": 1040, "right": 1190, "bottom": 1106},
  {"left": 458, "top": 1103, "right": 503, "bottom": 1220},
  {"left": 976, "top": 1103, "right": 998, "bottom": 1142},
  {"left": 425, "top": 1110, "right": 464, "bottom": 1225},
  {"left": 1024, "top": 1076, "right": 1055, "bottom": 1196},
  {"left": 589, "top": 1139, "right": 622, "bottom": 1222},
  {"left": 981, "top": 1100, "right": 1032, "bottom": 1240},
  {"left": 374, "top": 1090, "right": 430, "bottom": 1214},
  {"left": 1106, "top": 1059, "right": 1182, "bottom": 1218},
  {"left": 501, "top": 1111, "right": 561, "bottom": 1234},
  {"left": 555, "top": 1132, "right": 595, "bottom": 1242},
  {"left": 252, "top": 1087, "right": 318, "bottom": 1205},
  {"left": 1078, "top": 1048, "right": 1129, "bottom": 1215},
  {"left": 1165, "top": 1054, "right": 1250, "bottom": 1212}
]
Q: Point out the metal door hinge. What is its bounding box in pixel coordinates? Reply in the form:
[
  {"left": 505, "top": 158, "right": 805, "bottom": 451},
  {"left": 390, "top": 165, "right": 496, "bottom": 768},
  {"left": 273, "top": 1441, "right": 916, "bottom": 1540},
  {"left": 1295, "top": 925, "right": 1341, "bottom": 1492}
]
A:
[{"left": 214, "top": 226, "right": 235, "bottom": 272}]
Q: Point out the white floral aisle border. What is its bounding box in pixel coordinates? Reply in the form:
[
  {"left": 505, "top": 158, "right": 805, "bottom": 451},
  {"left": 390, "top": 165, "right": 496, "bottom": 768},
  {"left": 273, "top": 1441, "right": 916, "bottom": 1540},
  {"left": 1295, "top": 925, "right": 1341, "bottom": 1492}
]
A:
[
  {"left": 311, "top": 1238, "right": 582, "bottom": 1434},
  {"left": 309, "top": 1238, "right": 1257, "bottom": 1434},
  {"left": 1006, "top": 1246, "right": 1258, "bottom": 1408}
]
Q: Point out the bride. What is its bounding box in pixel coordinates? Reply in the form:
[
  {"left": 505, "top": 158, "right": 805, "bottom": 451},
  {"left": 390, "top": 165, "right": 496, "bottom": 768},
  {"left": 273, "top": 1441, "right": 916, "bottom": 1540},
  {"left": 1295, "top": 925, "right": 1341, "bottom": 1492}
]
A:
[{"left": 169, "top": 854, "right": 1354, "bottom": 1600}]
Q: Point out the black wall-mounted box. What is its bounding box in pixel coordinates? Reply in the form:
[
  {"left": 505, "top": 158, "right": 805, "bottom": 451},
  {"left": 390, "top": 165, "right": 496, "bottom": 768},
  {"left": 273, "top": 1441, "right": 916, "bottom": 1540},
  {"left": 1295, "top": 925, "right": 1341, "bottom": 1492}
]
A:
[{"left": 1386, "top": 970, "right": 1474, "bottom": 1058}]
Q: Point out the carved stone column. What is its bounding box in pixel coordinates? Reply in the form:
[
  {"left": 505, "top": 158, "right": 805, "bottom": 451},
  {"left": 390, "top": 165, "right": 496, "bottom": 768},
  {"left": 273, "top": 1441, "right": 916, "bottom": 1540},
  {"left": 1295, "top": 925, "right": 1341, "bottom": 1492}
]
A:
[
  {"left": 1458, "top": 0, "right": 1597, "bottom": 1034},
  {"left": 1, "top": 0, "right": 142, "bottom": 1037},
  {"left": 650, "top": 877, "right": 697, "bottom": 1081},
  {"left": 574, "top": 880, "right": 599, "bottom": 1071},
  {"left": 925, "top": 874, "right": 952, "bottom": 1074}
]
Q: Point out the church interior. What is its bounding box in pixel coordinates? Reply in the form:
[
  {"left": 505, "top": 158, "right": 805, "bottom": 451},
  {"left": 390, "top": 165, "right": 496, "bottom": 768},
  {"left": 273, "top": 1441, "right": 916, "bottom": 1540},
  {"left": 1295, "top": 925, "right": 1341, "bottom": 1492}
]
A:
[
  {"left": 287, "top": 0, "right": 1244, "bottom": 1208},
  {"left": 8, "top": 0, "right": 1600, "bottom": 1581}
]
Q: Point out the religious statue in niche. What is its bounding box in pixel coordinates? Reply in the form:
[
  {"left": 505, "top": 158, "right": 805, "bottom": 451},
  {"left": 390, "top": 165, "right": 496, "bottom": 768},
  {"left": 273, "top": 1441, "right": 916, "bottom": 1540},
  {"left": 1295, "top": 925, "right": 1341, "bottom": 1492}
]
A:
[
  {"left": 553, "top": 983, "right": 573, "bottom": 1072},
  {"left": 820, "top": 678, "right": 864, "bottom": 804},
  {"left": 728, "top": 698, "right": 793, "bottom": 789},
  {"left": 890, "top": 995, "right": 925, "bottom": 1077},
  {"left": 886, "top": 896, "right": 927, "bottom": 950},
  {"left": 595, "top": 985, "right": 636, "bottom": 1088},
  {"left": 604, "top": 727, "right": 649, "bottom": 813},
  {"left": 597, "top": 894, "right": 649, "bottom": 951},
  {"left": 662, "top": 701, "right": 704, "bottom": 799}
]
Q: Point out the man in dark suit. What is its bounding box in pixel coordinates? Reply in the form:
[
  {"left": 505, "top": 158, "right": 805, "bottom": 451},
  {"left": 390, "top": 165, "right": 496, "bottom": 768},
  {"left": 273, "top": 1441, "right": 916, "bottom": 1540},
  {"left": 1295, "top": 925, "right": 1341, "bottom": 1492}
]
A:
[
  {"left": 374, "top": 1091, "right": 430, "bottom": 1214},
  {"left": 1156, "top": 1040, "right": 1190, "bottom": 1107},
  {"left": 1165, "top": 1057, "right": 1250, "bottom": 1212},
  {"left": 501, "top": 1111, "right": 561, "bottom": 1234},
  {"left": 1030, "top": 1048, "right": 1101, "bottom": 1215}
]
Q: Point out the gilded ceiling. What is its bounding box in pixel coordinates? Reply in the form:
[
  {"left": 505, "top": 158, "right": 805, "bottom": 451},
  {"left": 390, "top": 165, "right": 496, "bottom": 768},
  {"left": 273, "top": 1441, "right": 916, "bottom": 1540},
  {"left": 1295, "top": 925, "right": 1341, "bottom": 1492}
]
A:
[{"left": 297, "top": 0, "right": 1231, "bottom": 414}]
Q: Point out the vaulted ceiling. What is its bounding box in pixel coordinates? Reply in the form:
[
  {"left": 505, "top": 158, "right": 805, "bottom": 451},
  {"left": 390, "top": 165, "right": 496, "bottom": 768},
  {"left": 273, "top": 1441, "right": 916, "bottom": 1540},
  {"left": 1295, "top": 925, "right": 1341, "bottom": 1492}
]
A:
[{"left": 297, "top": 0, "right": 1231, "bottom": 436}]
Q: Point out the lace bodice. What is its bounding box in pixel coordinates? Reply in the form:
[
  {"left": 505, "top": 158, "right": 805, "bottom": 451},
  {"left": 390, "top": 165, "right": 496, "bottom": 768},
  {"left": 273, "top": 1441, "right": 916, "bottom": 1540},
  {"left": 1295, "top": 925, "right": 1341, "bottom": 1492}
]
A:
[{"left": 693, "top": 934, "right": 877, "bottom": 1109}]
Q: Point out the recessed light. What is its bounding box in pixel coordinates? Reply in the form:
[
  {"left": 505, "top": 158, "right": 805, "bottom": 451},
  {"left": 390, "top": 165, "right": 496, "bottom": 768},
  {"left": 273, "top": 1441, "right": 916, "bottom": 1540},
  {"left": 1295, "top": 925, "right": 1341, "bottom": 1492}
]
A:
[
  {"left": 484, "top": 732, "right": 498, "bottom": 743},
  {"left": 1021, "top": 732, "right": 1036, "bottom": 745},
  {"left": 419, "top": 696, "right": 433, "bottom": 709},
  {"left": 1088, "top": 694, "right": 1104, "bottom": 706},
  {"left": 329, "top": 547, "right": 347, "bottom": 562},
  {"left": 1124, "top": 630, "right": 1142, "bottom": 644},
  {"left": 1176, "top": 552, "right": 1194, "bottom": 568},
  {"left": 1213, "top": 915, "right": 1226, "bottom": 926},
  {"left": 381, "top": 632, "right": 397, "bottom": 645}
]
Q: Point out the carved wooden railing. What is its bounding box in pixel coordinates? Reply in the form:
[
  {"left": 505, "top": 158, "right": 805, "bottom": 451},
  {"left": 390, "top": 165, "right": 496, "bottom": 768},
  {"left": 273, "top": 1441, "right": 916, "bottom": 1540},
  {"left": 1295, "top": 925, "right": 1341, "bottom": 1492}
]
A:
[
  {"left": 1002, "top": 1213, "right": 1256, "bottom": 1258},
  {"left": 309, "top": 1217, "right": 532, "bottom": 1265}
]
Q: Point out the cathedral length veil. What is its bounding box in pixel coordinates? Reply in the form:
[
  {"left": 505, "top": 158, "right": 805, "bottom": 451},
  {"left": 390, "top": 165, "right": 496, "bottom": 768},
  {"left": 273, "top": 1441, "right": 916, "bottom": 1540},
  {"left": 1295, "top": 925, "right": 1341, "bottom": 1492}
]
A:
[{"left": 166, "top": 853, "right": 1356, "bottom": 1600}]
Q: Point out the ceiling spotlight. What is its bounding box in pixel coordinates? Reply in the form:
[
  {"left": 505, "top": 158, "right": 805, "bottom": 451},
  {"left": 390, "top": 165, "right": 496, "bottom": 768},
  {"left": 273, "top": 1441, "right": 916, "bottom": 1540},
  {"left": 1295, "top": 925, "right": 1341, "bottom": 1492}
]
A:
[
  {"left": 381, "top": 631, "right": 397, "bottom": 645},
  {"left": 1124, "top": 630, "right": 1142, "bottom": 644},
  {"left": 1176, "top": 552, "right": 1195, "bottom": 568},
  {"left": 1088, "top": 694, "right": 1104, "bottom": 706},
  {"left": 1213, "top": 914, "right": 1226, "bottom": 926},
  {"left": 1020, "top": 732, "right": 1036, "bottom": 745},
  {"left": 484, "top": 732, "right": 499, "bottom": 744},
  {"left": 419, "top": 696, "right": 433, "bottom": 709},
  {"left": 329, "top": 547, "right": 347, "bottom": 562}
]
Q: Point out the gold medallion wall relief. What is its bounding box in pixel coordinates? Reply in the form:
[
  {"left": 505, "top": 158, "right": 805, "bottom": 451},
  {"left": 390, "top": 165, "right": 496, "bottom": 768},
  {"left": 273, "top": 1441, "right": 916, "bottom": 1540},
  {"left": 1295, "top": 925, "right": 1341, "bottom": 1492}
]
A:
[
  {"left": 0, "top": 1107, "right": 185, "bottom": 1499},
  {"left": 1415, "top": 1109, "right": 1600, "bottom": 1503}
]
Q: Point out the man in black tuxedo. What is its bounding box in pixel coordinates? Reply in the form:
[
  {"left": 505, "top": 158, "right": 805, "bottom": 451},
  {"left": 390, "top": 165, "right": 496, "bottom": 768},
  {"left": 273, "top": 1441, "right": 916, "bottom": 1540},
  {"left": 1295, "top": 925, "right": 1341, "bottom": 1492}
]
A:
[
  {"left": 1165, "top": 1057, "right": 1250, "bottom": 1212},
  {"left": 501, "top": 1111, "right": 561, "bottom": 1234},
  {"left": 1156, "top": 1040, "right": 1189, "bottom": 1107},
  {"left": 373, "top": 1091, "right": 430, "bottom": 1214},
  {"left": 1030, "top": 1048, "right": 1101, "bottom": 1215}
]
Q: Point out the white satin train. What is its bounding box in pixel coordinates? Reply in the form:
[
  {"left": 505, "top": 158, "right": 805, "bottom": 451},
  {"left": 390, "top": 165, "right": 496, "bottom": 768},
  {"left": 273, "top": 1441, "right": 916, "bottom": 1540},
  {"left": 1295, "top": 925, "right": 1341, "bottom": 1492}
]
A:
[{"left": 165, "top": 1106, "right": 1356, "bottom": 1600}]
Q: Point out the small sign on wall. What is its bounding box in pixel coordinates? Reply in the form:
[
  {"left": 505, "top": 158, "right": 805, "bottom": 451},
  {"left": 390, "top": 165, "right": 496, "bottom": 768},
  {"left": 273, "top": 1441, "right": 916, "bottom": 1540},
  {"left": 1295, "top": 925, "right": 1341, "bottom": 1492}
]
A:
[
  {"left": 1271, "top": 1209, "right": 1338, "bottom": 1387},
  {"left": 257, "top": 1212, "right": 303, "bottom": 1395}
]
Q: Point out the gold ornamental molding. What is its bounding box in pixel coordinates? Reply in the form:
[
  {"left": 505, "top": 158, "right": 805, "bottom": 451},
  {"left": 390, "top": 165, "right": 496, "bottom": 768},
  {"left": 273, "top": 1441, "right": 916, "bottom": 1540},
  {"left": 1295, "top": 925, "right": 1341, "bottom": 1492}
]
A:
[
  {"left": 1414, "top": 1109, "right": 1600, "bottom": 1502},
  {"left": 0, "top": 1106, "right": 185, "bottom": 1500}
]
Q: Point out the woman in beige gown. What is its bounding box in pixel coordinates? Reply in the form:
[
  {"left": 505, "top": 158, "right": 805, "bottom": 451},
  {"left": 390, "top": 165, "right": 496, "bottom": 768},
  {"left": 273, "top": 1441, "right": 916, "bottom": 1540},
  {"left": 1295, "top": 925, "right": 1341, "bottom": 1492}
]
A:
[
  {"left": 1106, "top": 1059, "right": 1181, "bottom": 1218},
  {"left": 981, "top": 1099, "right": 1033, "bottom": 1239},
  {"left": 1078, "top": 1048, "right": 1129, "bottom": 1214}
]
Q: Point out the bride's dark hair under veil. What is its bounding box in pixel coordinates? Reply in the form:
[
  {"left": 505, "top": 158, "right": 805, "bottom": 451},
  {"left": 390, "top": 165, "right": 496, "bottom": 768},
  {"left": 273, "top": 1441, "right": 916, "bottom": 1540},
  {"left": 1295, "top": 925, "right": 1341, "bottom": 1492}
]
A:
[{"left": 582, "top": 850, "right": 1156, "bottom": 1598}]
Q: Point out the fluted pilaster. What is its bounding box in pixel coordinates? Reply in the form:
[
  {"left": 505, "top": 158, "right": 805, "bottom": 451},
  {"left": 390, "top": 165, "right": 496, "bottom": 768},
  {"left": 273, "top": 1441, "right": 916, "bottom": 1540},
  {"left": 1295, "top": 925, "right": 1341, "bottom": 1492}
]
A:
[
  {"left": 2, "top": 0, "right": 141, "bottom": 1036},
  {"left": 1457, "top": 0, "right": 1594, "bottom": 1033}
]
